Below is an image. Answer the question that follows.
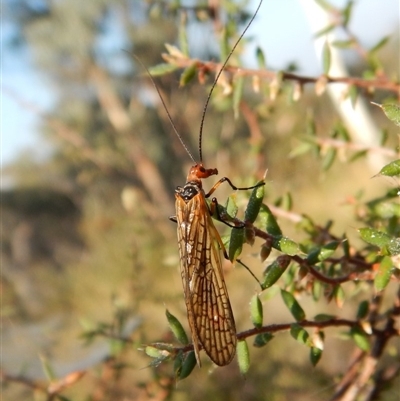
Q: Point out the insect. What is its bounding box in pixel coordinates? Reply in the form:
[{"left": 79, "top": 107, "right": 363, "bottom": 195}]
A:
[{"left": 138, "top": 0, "right": 264, "bottom": 366}]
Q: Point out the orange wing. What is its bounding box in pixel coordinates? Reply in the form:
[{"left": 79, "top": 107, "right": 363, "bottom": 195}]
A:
[{"left": 175, "top": 189, "right": 237, "bottom": 366}]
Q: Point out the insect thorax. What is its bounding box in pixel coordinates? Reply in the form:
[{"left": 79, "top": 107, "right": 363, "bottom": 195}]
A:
[{"left": 175, "top": 182, "right": 202, "bottom": 202}]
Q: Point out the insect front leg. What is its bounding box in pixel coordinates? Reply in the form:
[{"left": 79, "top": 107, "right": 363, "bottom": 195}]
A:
[{"left": 205, "top": 177, "right": 264, "bottom": 198}]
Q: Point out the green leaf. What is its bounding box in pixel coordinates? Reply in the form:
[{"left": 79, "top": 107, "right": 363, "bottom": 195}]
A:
[
  {"left": 290, "top": 323, "right": 310, "bottom": 345},
  {"left": 388, "top": 238, "right": 400, "bottom": 256},
  {"left": 225, "top": 194, "right": 239, "bottom": 218},
  {"left": 321, "top": 147, "right": 336, "bottom": 170},
  {"left": 314, "top": 23, "right": 336, "bottom": 38},
  {"left": 356, "top": 300, "right": 369, "bottom": 319},
  {"left": 256, "top": 46, "right": 266, "bottom": 69},
  {"left": 233, "top": 76, "right": 244, "bottom": 119},
  {"left": 342, "top": 0, "right": 354, "bottom": 27},
  {"left": 369, "top": 36, "right": 390, "bottom": 54},
  {"left": 310, "top": 346, "right": 323, "bottom": 366},
  {"left": 312, "top": 280, "right": 322, "bottom": 301},
  {"left": 378, "top": 160, "right": 400, "bottom": 177},
  {"left": 371, "top": 102, "right": 400, "bottom": 127},
  {"left": 145, "top": 345, "right": 165, "bottom": 359},
  {"left": 259, "top": 204, "right": 282, "bottom": 236},
  {"left": 314, "top": 0, "right": 336, "bottom": 12},
  {"left": 262, "top": 256, "right": 291, "bottom": 289},
  {"left": 179, "top": 351, "right": 197, "bottom": 380},
  {"left": 322, "top": 41, "right": 331, "bottom": 75},
  {"left": 237, "top": 340, "right": 250, "bottom": 375},
  {"left": 166, "top": 309, "right": 189, "bottom": 345},
  {"left": 350, "top": 326, "right": 370, "bottom": 351},
  {"left": 348, "top": 85, "right": 358, "bottom": 108},
  {"left": 40, "top": 354, "right": 57, "bottom": 381},
  {"left": 331, "top": 39, "right": 355, "bottom": 49},
  {"left": 314, "top": 314, "right": 336, "bottom": 322},
  {"left": 178, "top": 13, "right": 189, "bottom": 56},
  {"left": 306, "top": 241, "right": 339, "bottom": 264},
  {"left": 374, "top": 256, "right": 393, "bottom": 291},
  {"left": 359, "top": 228, "right": 391, "bottom": 249},
  {"left": 228, "top": 227, "right": 245, "bottom": 262},
  {"left": 250, "top": 294, "right": 263, "bottom": 328},
  {"left": 179, "top": 63, "right": 197, "bottom": 86},
  {"left": 281, "top": 290, "right": 306, "bottom": 321},
  {"left": 253, "top": 332, "right": 274, "bottom": 348},
  {"left": 148, "top": 63, "right": 179, "bottom": 76},
  {"left": 333, "top": 285, "right": 345, "bottom": 308},
  {"left": 275, "top": 236, "right": 299, "bottom": 255},
  {"left": 244, "top": 182, "right": 265, "bottom": 223}
]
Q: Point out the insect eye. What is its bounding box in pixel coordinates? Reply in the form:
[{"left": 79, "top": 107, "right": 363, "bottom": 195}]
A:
[{"left": 199, "top": 166, "right": 205, "bottom": 173}]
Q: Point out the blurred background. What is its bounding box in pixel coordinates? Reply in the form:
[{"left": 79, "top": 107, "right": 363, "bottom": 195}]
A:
[{"left": 2, "top": 0, "right": 399, "bottom": 400}]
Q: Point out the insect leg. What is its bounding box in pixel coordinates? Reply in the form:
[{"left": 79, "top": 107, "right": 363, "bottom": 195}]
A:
[
  {"left": 210, "top": 198, "right": 262, "bottom": 289},
  {"left": 205, "top": 177, "right": 264, "bottom": 198}
]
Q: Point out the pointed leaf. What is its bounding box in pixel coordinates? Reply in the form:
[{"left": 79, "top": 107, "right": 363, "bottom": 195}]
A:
[
  {"left": 359, "top": 227, "right": 391, "bottom": 249},
  {"left": 179, "top": 63, "right": 197, "bottom": 87},
  {"left": 378, "top": 160, "right": 400, "bottom": 177},
  {"left": 166, "top": 309, "right": 189, "bottom": 345},
  {"left": 310, "top": 346, "right": 323, "bottom": 366},
  {"left": 148, "top": 63, "right": 179, "bottom": 76},
  {"left": 371, "top": 102, "right": 400, "bottom": 127}
]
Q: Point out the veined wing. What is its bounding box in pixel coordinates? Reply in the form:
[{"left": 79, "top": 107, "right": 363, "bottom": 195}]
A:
[{"left": 175, "top": 189, "right": 237, "bottom": 366}]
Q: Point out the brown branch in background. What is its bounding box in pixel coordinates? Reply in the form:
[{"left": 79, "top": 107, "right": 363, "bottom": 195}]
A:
[
  {"left": 329, "top": 287, "right": 400, "bottom": 401},
  {"left": 314, "top": 137, "right": 397, "bottom": 158},
  {"left": 162, "top": 56, "right": 400, "bottom": 93}
]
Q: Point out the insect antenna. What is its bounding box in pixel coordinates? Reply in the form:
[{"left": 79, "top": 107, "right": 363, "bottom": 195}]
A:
[
  {"left": 133, "top": 54, "right": 197, "bottom": 164},
  {"left": 198, "top": 0, "right": 263, "bottom": 163}
]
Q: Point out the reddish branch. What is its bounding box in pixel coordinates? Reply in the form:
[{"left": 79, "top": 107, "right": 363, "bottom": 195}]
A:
[{"left": 162, "top": 56, "right": 400, "bottom": 93}]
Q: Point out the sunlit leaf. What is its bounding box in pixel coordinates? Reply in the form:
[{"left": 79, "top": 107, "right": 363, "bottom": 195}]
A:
[
  {"left": 250, "top": 294, "right": 263, "bottom": 328},
  {"left": 374, "top": 256, "right": 393, "bottom": 291},
  {"left": 350, "top": 326, "right": 370, "bottom": 351},
  {"left": 371, "top": 102, "right": 400, "bottom": 127},
  {"left": 237, "top": 340, "right": 250, "bottom": 375},
  {"left": 378, "top": 160, "right": 400, "bottom": 177}
]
